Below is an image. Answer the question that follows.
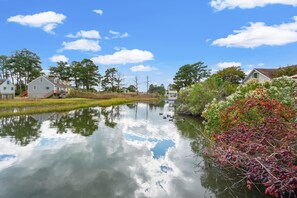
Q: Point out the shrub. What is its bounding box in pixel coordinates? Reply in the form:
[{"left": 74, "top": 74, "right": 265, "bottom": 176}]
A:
[
  {"left": 209, "top": 101, "right": 297, "bottom": 197},
  {"left": 175, "top": 76, "right": 237, "bottom": 116},
  {"left": 203, "top": 77, "right": 297, "bottom": 197},
  {"left": 203, "top": 77, "right": 297, "bottom": 134}
]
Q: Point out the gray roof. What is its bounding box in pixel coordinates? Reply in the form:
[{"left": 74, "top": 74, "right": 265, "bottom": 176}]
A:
[
  {"left": 0, "top": 79, "right": 6, "bottom": 85},
  {"left": 44, "top": 77, "right": 68, "bottom": 88}
]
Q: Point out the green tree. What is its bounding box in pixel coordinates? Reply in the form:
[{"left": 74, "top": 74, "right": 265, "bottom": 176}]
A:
[
  {"left": 8, "top": 49, "right": 42, "bottom": 93},
  {"left": 148, "top": 84, "right": 166, "bottom": 95},
  {"left": 274, "top": 65, "right": 297, "bottom": 77},
  {"left": 70, "top": 61, "right": 83, "bottom": 88},
  {"left": 101, "top": 68, "right": 117, "bottom": 92},
  {"left": 80, "top": 59, "right": 100, "bottom": 90},
  {"left": 0, "top": 55, "right": 9, "bottom": 79},
  {"left": 213, "top": 66, "right": 246, "bottom": 84},
  {"left": 127, "top": 85, "right": 137, "bottom": 92},
  {"left": 49, "top": 61, "right": 71, "bottom": 81},
  {"left": 173, "top": 61, "right": 210, "bottom": 91}
]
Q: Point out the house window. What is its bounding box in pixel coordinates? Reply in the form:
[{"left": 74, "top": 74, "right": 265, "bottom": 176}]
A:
[
  {"left": 7, "top": 81, "right": 10, "bottom": 85},
  {"left": 3, "top": 87, "right": 6, "bottom": 90},
  {"left": 34, "top": 86, "right": 36, "bottom": 90},
  {"left": 46, "top": 87, "right": 50, "bottom": 90},
  {"left": 40, "top": 78, "right": 43, "bottom": 82},
  {"left": 11, "top": 87, "right": 14, "bottom": 90},
  {"left": 253, "top": 72, "right": 259, "bottom": 78}
]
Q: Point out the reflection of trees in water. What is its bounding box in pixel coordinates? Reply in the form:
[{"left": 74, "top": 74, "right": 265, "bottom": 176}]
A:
[
  {"left": 50, "top": 108, "right": 101, "bottom": 136},
  {"left": 101, "top": 106, "right": 121, "bottom": 128},
  {"left": 148, "top": 100, "right": 166, "bottom": 111},
  {"left": 175, "top": 115, "right": 270, "bottom": 198},
  {"left": 126, "top": 104, "right": 136, "bottom": 109},
  {"left": 174, "top": 115, "right": 205, "bottom": 154},
  {"left": 0, "top": 115, "right": 41, "bottom": 146}
]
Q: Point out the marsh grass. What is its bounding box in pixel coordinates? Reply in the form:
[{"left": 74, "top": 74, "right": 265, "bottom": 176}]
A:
[
  {"left": 0, "top": 98, "right": 158, "bottom": 118},
  {"left": 68, "top": 89, "right": 160, "bottom": 99}
]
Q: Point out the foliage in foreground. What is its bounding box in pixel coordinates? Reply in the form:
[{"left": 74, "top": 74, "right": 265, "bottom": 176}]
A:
[
  {"left": 203, "top": 77, "right": 297, "bottom": 134},
  {"left": 202, "top": 78, "right": 297, "bottom": 197}
]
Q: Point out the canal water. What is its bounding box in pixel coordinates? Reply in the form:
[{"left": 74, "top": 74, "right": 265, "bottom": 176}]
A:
[{"left": 0, "top": 102, "right": 269, "bottom": 198}]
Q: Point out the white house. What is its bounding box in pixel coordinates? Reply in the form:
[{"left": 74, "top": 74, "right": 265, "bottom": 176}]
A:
[
  {"left": 243, "top": 68, "right": 277, "bottom": 84},
  {"left": 166, "top": 85, "right": 178, "bottom": 101},
  {"left": 28, "top": 76, "right": 68, "bottom": 99},
  {"left": 0, "top": 79, "right": 15, "bottom": 99}
]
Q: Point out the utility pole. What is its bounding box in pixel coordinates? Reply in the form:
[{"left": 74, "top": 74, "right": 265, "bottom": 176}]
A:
[
  {"left": 134, "top": 76, "right": 139, "bottom": 95},
  {"left": 146, "top": 76, "right": 150, "bottom": 95}
]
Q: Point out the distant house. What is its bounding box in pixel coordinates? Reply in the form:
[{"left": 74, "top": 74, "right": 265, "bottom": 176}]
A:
[
  {"left": 243, "top": 68, "right": 278, "bottom": 83},
  {"left": 0, "top": 79, "right": 15, "bottom": 99},
  {"left": 290, "top": 74, "right": 297, "bottom": 80},
  {"left": 166, "top": 85, "right": 178, "bottom": 101},
  {"left": 28, "top": 76, "right": 69, "bottom": 99}
]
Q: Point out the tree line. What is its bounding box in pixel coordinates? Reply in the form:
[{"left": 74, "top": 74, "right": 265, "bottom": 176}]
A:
[
  {"left": 0, "top": 48, "right": 166, "bottom": 95},
  {"left": 0, "top": 49, "right": 42, "bottom": 94}
]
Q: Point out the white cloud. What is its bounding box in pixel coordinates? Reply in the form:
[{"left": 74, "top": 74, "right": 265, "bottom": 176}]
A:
[
  {"left": 216, "top": 62, "right": 242, "bottom": 68},
  {"left": 257, "top": 63, "right": 265, "bottom": 67},
  {"left": 93, "top": 9, "right": 103, "bottom": 15},
  {"left": 66, "top": 30, "right": 101, "bottom": 39},
  {"left": 245, "top": 69, "right": 252, "bottom": 75},
  {"left": 212, "top": 16, "right": 297, "bottom": 48},
  {"left": 61, "top": 39, "right": 101, "bottom": 52},
  {"left": 50, "top": 55, "right": 69, "bottom": 63},
  {"left": 211, "top": 0, "right": 297, "bottom": 10},
  {"left": 130, "top": 65, "right": 158, "bottom": 72},
  {"left": 91, "top": 49, "right": 154, "bottom": 65},
  {"left": 109, "top": 30, "right": 120, "bottom": 35},
  {"left": 114, "top": 46, "right": 127, "bottom": 51},
  {"left": 7, "top": 11, "right": 66, "bottom": 33},
  {"left": 247, "top": 63, "right": 265, "bottom": 68},
  {"left": 105, "top": 30, "right": 129, "bottom": 39}
]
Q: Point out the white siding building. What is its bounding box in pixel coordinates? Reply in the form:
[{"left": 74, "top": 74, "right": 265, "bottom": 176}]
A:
[
  {"left": 0, "top": 79, "right": 15, "bottom": 99},
  {"left": 166, "top": 85, "right": 178, "bottom": 101},
  {"left": 28, "top": 76, "right": 68, "bottom": 99},
  {"left": 243, "top": 68, "right": 277, "bottom": 84}
]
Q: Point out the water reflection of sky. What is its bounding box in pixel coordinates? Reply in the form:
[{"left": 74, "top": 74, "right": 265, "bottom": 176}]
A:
[{"left": 0, "top": 104, "right": 212, "bottom": 198}]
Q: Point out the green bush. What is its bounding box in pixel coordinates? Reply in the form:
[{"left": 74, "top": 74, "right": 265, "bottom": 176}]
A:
[
  {"left": 175, "top": 76, "right": 237, "bottom": 115},
  {"left": 202, "top": 77, "right": 297, "bottom": 134}
]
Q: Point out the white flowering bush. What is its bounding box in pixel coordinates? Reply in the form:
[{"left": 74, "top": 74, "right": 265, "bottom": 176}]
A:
[{"left": 202, "top": 77, "right": 297, "bottom": 134}]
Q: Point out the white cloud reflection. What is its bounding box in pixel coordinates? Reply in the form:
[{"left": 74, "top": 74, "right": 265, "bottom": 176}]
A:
[{"left": 0, "top": 104, "right": 210, "bottom": 198}]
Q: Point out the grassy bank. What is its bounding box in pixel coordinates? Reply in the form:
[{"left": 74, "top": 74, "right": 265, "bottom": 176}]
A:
[{"left": 0, "top": 98, "right": 158, "bottom": 118}]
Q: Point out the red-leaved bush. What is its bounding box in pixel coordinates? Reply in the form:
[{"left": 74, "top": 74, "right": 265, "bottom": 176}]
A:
[{"left": 209, "top": 89, "right": 297, "bottom": 197}]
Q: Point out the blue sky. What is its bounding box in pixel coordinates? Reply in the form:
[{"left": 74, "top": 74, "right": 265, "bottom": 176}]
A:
[{"left": 1, "top": 0, "right": 297, "bottom": 90}]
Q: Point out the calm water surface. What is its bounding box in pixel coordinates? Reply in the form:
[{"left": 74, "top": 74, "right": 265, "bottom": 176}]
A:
[{"left": 0, "top": 102, "right": 269, "bottom": 198}]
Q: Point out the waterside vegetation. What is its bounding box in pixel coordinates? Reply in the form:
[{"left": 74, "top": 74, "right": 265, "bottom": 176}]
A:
[
  {"left": 203, "top": 77, "right": 297, "bottom": 198},
  {"left": 0, "top": 97, "right": 159, "bottom": 118},
  {"left": 173, "top": 61, "right": 297, "bottom": 197}
]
